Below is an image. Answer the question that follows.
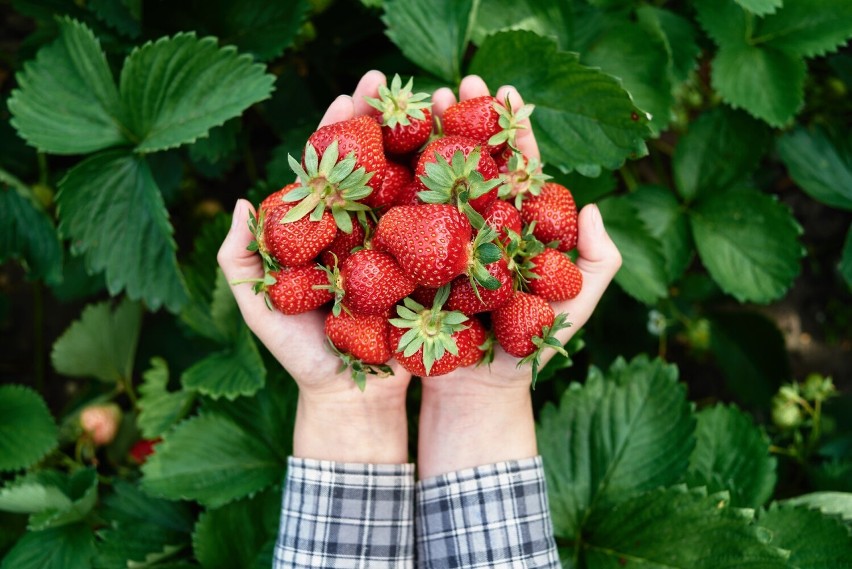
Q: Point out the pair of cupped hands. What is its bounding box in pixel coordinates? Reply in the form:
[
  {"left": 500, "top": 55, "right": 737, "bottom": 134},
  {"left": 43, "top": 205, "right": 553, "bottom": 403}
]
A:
[{"left": 218, "top": 70, "right": 622, "bottom": 472}]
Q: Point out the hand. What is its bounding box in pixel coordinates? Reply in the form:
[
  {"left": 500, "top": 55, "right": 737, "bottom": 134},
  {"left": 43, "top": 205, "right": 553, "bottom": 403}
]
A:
[
  {"left": 418, "top": 75, "right": 623, "bottom": 477},
  {"left": 218, "top": 70, "right": 412, "bottom": 464}
]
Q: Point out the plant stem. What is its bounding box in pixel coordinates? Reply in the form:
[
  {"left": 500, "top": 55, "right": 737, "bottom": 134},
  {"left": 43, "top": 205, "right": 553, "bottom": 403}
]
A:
[{"left": 619, "top": 164, "right": 639, "bottom": 192}]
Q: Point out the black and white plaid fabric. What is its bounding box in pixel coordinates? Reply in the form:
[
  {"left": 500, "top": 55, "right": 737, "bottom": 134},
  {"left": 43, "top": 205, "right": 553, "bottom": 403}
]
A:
[
  {"left": 274, "top": 457, "right": 416, "bottom": 568},
  {"left": 415, "top": 456, "right": 560, "bottom": 568}
]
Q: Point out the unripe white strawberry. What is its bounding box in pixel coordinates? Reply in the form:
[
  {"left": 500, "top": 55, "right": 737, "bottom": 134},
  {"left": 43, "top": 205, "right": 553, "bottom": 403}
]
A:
[{"left": 80, "top": 403, "right": 122, "bottom": 446}]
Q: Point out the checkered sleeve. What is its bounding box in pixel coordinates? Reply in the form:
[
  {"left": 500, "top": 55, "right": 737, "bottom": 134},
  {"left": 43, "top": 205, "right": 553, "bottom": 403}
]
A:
[
  {"left": 274, "top": 457, "right": 416, "bottom": 569},
  {"left": 415, "top": 456, "right": 560, "bottom": 568}
]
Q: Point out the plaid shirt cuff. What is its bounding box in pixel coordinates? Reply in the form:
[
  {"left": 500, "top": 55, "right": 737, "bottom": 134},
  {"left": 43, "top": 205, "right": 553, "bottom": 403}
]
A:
[
  {"left": 274, "top": 457, "right": 416, "bottom": 569},
  {"left": 415, "top": 456, "right": 560, "bottom": 569}
]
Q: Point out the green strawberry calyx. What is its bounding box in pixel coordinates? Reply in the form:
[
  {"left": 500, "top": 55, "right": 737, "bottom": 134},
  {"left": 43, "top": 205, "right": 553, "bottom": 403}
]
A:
[
  {"left": 489, "top": 95, "right": 535, "bottom": 151},
  {"left": 313, "top": 254, "right": 349, "bottom": 317},
  {"left": 417, "top": 147, "right": 501, "bottom": 226},
  {"left": 520, "top": 312, "right": 571, "bottom": 389},
  {"left": 502, "top": 224, "right": 547, "bottom": 290},
  {"left": 498, "top": 152, "right": 550, "bottom": 209},
  {"left": 389, "top": 286, "right": 469, "bottom": 376},
  {"left": 327, "top": 339, "right": 393, "bottom": 392},
  {"left": 282, "top": 140, "right": 374, "bottom": 233},
  {"left": 364, "top": 74, "right": 432, "bottom": 129}
]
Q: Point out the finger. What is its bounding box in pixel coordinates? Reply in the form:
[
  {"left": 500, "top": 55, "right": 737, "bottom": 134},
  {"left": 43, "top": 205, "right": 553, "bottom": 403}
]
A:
[
  {"left": 458, "top": 75, "right": 490, "bottom": 100},
  {"left": 218, "top": 199, "right": 271, "bottom": 323},
  {"left": 352, "top": 69, "right": 387, "bottom": 116},
  {"left": 551, "top": 204, "right": 622, "bottom": 344},
  {"left": 494, "top": 85, "right": 540, "bottom": 161},
  {"left": 431, "top": 87, "right": 457, "bottom": 121},
  {"left": 318, "top": 95, "right": 356, "bottom": 128}
]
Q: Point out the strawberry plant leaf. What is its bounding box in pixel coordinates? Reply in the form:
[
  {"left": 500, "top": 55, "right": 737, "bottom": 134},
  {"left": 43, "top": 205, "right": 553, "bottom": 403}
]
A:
[
  {"left": 781, "top": 492, "right": 852, "bottom": 523},
  {"left": 598, "top": 196, "right": 669, "bottom": 304},
  {"left": 7, "top": 17, "right": 128, "bottom": 154},
  {"left": 689, "top": 188, "right": 803, "bottom": 303},
  {"left": 687, "top": 404, "right": 777, "bottom": 508},
  {"left": 538, "top": 356, "right": 695, "bottom": 539},
  {"left": 188, "top": 118, "right": 241, "bottom": 164},
  {"left": 471, "top": 0, "right": 573, "bottom": 50},
  {"left": 625, "top": 185, "right": 692, "bottom": 284},
  {"left": 89, "top": 0, "right": 141, "bottom": 38},
  {"left": 581, "top": 16, "right": 674, "bottom": 136},
  {"left": 0, "top": 170, "right": 63, "bottom": 285},
  {"left": 673, "top": 107, "right": 771, "bottom": 202},
  {"left": 776, "top": 125, "right": 852, "bottom": 211},
  {"left": 382, "top": 0, "right": 477, "bottom": 84},
  {"left": 192, "top": 489, "right": 280, "bottom": 569},
  {"left": 50, "top": 297, "right": 142, "bottom": 384},
  {"left": 121, "top": 33, "right": 275, "bottom": 153},
  {"left": 759, "top": 505, "right": 852, "bottom": 568},
  {"left": 754, "top": 0, "right": 852, "bottom": 58},
  {"left": 0, "top": 385, "right": 58, "bottom": 472},
  {"left": 0, "top": 522, "right": 95, "bottom": 569},
  {"left": 842, "top": 226, "right": 852, "bottom": 289},
  {"left": 734, "top": 0, "right": 782, "bottom": 15},
  {"left": 180, "top": 326, "right": 266, "bottom": 400},
  {"left": 470, "top": 31, "right": 650, "bottom": 177},
  {"left": 137, "top": 358, "right": 196, "bottom": 439},
  {"left": 182, "top": 215, "right": 233, "bottom": 342},
  {"left": 581, "top": 486, "right": 789, "bottom": 568},
  {"left": 141, "top": 412, "right": 285, "bottom": 508},
  {"left": 636, "top": 6, "right": 701, "bottom": 85},
  {"left": 0, "top": 469, "right": 98, "bottom": 531},
  {"left": 56, "top": 150, "right": 189, "bottom": 312}
]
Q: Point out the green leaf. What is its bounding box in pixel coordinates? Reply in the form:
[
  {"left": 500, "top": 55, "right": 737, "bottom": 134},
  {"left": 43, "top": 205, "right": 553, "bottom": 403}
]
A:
[
  {"left": 759, "top": 505, "right": 852, "bottom": 568},
  {"left": 0, "top": 522, "right": 96, "bottom": 569},
  {"left": 842, "top": 226, "right": 852, "bottom": 289},
  {"left": 470, "top": 31, "right": 650, "bottom": 177},
  {"left": 141, "top": 413, "right": 285, "bottom": 508},
  {"left": 188, "top": 118, "right": 241, "bottom": 164},
  {"left": 27, "top": 469, "right": 98, "bottom": 531},
  {"left": 0, "top": 171, "right": 63, "bottom": 284},
  {"left": 673, "top": 107, "right": 771, "bottom": 202},
  {"left": 382, "top": 0, "right": 478, "bottom": 84},
  {"left": 688, "top": 404, "right": 777, "bottom": 508},
  {"left": 734, "top": 0, "right": 782, "bottom": 15},
  {"left": 56, "top": 150, "right": 189, "bottom": 312},
  {"left": 689, "top": 188, "right": 803, "bottom": 303},
  {"left": 8, "top": 17, "right": 128, "bottom": 154},
  {"left": 50, "top": 297, "right": 142, "bottom": 383},
  {"left": 471, "top": 0, "right": 573, "bottom": 50},
  {"left": 712, "top": 41, "right": 806, "bottom": 127},
  {"left": 193, "top": 490, "right": 279, "bottom": 569},
  {"left": 708, "top": 310, "right": 789, "bottom": 407},
  {"left": 776, "top": 126, "right": 852, "bottom": 211},
  {"left": 598, "top": 196, "right": 669, "bottom": 304},
  {"left": 0, "top": 469, "right": 98, "bottom": 530},
  {"left": 637, "top": 6, "right": 701, "bottom": 85},
  {"left": 754, "top": 0, "right": 852, "bottom": 58},
  {"left": 182, "top": 214, "right": 233, "bottom": 342},
  {"left": 137, "top": 358, "right": 196, "bottom": 439},
  {"left": 581, "top": 17, "right": 674, "bottom": 136},
  {"left": 89, "top": 0, "right": 141, "bottom": 38},
  {"left": 693, "top": 0, "right": 749, "bottom": 47},
  {"left": 538, "top": 356, "right": 695, "bottom": 539},
  {"left": 625, "top": 185, "right": 692, "bottom": 283},
  {"left": 181, "top": 326, "right": 266, "bottom": 400},
  {"left": 582, "top": 486, "right": 789, "bottom": 568},
  {"left": 0, "top": 385, "right": 58, "bottom": 472},
  {"left": 121, "top": 33, "right": 275, "bottom": 153},
  {"left": 782, "top": 492, "right": 852, "bottom": 524},
  {"left": 553, "top": 169, "right": 616, "bottom": 209}
]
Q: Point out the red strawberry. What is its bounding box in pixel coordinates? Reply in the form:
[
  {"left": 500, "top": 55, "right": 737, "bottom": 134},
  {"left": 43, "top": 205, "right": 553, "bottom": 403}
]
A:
[
  {"left": 409, "top": 286, "right": 438, "bottom": 307},
  {"left": 415, "top": 135, "right": 500, "bottom": 216},
  {"left": 527, "top": 248, "right": 583, "bottom": 301},
  {"left": 484, "top": 199, "right": 522, "bottom": 244},
  {"left": 129, "top": 437, "right": 161, "bottom": 465},
  {"left": 365, "top": 74, "right": 433, "bottom": 155},
  {"left": 259, "top": 182, "right": 301, "bottom": 212},
  {"left": 442, "top": 95, "right": 535, "bottom": 155},
  {"left": 492, "top": 291, "right": 570, "bottom": 386},
  {"left": 519, "top": 182, "right": 579, "bottom": 252},
  {"left": 373, "top": 204, "right": 472, "bottom": 287},
  {"left": 307, "top": 115, "right": 387, "bottom": 195},
  {"left": 392, "top": 179, "right": 423, "bottom": 206},
  {"left": 446, "top": 257, "right": 514, "bottom": 315},
  {"left": 324, "top": 249, "right": 416, "bottom": 316},
  {"left": 325, "top": 311, "right": 392, "bottom": 365},
  {"left": 266, "top": 265, "right": 333, "bottom": 314},
  {"left": 258, "top": 201, "right": 337, "bottom": 268},
  {"left": 364, "top": 159, "right": 412, "bottom": 209},
  {"left": 320, "top": 216, "right": 373, "bottom": 268}
]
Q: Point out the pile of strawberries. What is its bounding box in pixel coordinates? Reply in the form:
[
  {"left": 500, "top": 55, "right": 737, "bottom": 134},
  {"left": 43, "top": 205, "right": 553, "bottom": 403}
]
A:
[{"left": 247, "top": 75, "right": 583, "bottom": 389}]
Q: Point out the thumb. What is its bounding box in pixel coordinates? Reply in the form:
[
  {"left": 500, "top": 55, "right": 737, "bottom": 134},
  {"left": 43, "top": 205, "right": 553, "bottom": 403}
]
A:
[{"left": 218, "top": 199, "right": 268, "bottom": 319}]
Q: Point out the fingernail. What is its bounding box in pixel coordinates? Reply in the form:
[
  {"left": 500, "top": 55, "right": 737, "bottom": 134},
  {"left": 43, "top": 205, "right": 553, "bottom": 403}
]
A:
[
  {"left": 589, "top": 204, "right": 603, "bottom": 234},
  {"left": 231, "top": 200, "right": 242, "bottom": 228}
]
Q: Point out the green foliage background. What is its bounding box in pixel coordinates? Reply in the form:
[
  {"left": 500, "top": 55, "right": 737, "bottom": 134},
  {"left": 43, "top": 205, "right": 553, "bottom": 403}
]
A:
[{"left": 1, "top": 0, "right": 851, "bottom": 567}]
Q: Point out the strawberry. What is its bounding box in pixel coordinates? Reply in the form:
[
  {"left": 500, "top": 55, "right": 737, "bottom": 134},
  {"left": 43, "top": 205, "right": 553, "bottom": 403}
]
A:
[
  {"left": 484, "top": 198, "right": 522, "bottom": 244},
  {"left": 497, "top": 152, "right": 550, "bottom": 209},
  {"left": 259, "top": 182, "right": 301, "bottom": 212},
  {"left": 307, "top": 115, "right": 387, "bottom": 196},
  {"left": 365, "top": 74, "right": 433, "bottom": 155},
  {"left": 265, "top": 265, "right": 333, "bottom": 314},
  {"left": 392, "top": 179, "right": 423, "bottom": 207},
  {"left": 129, "top": 437, "right": 161, "bottom": 465},
  {"left": 492, "top": 291, "right": 570, "bottom": 386},
  {"left": 446, "top": 257, "right": 514, "bottom": 315},
  {"left": 442, "top": 95, "right": 535, "bottom": 155},
  {"left": 320, "top": 216, "right": 373, "bottom": 268},
  {"left": 364, "top": 158, "right": 412, "bottom": 209},
  {"left": 319, "top": 249, "right": 416, "bottom": 316},
  {"left": 526, "top": 248, "right": 583, "bottom": 301},
  {"left": 415, "top": 135, "right": 500, "bottom": 217},
  {"left": 519, "top": 182, "right": 579, "bottom": 252},
  {"left": 80, "top": 403, "right": 122, "bottom": 446},
  {"left": 255, "top": 201, "right": 337, "bottom": 268},
  {"left": 389, "top": 287, "right": 487, "bottom": 376},
  {"left": 409, "top": 286, "right": 438, "bottom": 307},
  {"left": 325, "top": 311, "right": 394, "bottom": 391}
]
